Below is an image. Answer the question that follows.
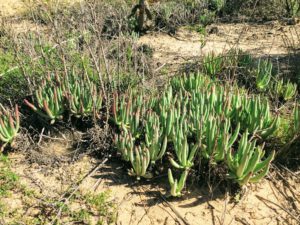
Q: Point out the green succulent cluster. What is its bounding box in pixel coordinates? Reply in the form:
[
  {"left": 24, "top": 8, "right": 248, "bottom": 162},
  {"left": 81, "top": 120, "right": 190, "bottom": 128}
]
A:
[
  {"left": 128, "top": 146, "right": 153, "bottom": 180},
  {"left": 113, "top": 73, "right": 277, "bottom": 197},
  {"left": 65, "top": 72, "right": 103, "bottom": 118},
  {"left": 202, "top": 118, "right": 240, "bottom": 162},
  {"left": 112, "top": 90, "right": 146, "bottom": 137},
  {"left": 173, "top": 74, "right": 279, "bottom": 140},
  {"left": 273, "top": 79, "right": 297, "bottom": 101},
  {"left": 24, "top": 72, "right": 103, "bottom": 123},
  {"left": 168, "top": 169, "right": 189, "bottom": 197},
  {"left": 114, "top": 131, "right": 134, "bottom": 162},
  {"left": 226, "top": 132, "right": 275, "bottom": 186},
  {"left": 255, "top": 59, "right": 272, "bottom": 91},
  {"left": 203, "top": 52, "right": 223, "bottom": 77},
  {"left": 170, "top": 73, "right": 211, "bottom": 93},
  {"left": 170, "top": 120, "right": 198, "bottom": 170},
  {"left": 24, "top": 73, "right": 65, "bottom": 124},
  {"left": 0, "top": 104, "right": 20, "bottom": 151},
  {"left": 235, "top": 96, "right": 280, "bottom": 139},
  {"left": 145, "top": 111, "right": 168, "bottom": 164}
]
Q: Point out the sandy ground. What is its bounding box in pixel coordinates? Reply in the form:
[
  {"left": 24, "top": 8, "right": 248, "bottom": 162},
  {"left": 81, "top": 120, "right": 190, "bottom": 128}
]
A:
[
  {"left": 0, "top": 0, "right": 25, "bottom": 17},
  {"left": 4, "top": 142, "right": 299, "bottom": 225},
  {"left": 139, "top": 22, "right": 300, "bottom": 71}
]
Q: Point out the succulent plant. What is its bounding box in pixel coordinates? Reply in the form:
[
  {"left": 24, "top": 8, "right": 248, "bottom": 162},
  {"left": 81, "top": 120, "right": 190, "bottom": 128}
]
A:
[
  {"left": 170, "top": 117, "right": 198, "bottom": 169},
  {"left": 202, "top": 117, "right": 240, "bottom": 162},
  {"left": 144, "top": 111, "right": 168, "bottom": 164},
  {"left": 112, "top": 91, "right": 131, "bottom": 129},
  {"left": 112, "top": 90, "right": 144, "bottom": 137},
  {"left": 171, "top": 72, "right": 212, "bottom": 93},
  {"left": 273, "top": 79, "right": 297, "bottom": 101},
  {"left": 238, "top": 96, "right": 280, "bottom": 138},
  {"left": 274, "top": 79, "right": 284, "bottom": 96},
  {"left": 65, "top": 73, "right": 102, "bottom": 118},
  {"left": 188, "top": 91, "right": 209, "bottom": 135},
  {"left": 168, "top": 169, "right": 189, "bottom": 197},
  {"left": 156, "top": 86, "right": 176, "bottom": 138},
  {"left": 283, "top": 81, "right": 297, "bottom": 101},
  {"left": 24, "top": 79, "right": 65, "bottom": 124},
  {"left": 0, "top": 104, "right": 20, "bottom": 151},
  {"left": 203, "top": 52, "right": 223, "bottom": 76},
  {"left": 128, "top": 145, "right": 153, "bottom": 180},
  {"left": 226, "top": 132, "right": 275, "bottom": 186},
  {"left": 255, "top": 59, "right": 272, "bottom": 91},
  {"left": 114, "top": 131, "right": 134, "bottom": 161}
]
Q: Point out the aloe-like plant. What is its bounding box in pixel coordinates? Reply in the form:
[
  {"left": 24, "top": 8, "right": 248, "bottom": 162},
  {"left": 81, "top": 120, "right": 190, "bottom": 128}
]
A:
[
  {"left": 274, "top": 79, "right": 284, "bottom": 97},
  {"left": 112, "top": 91, "right": 131, "bottom": 129},
  {"left": 188, "top": 91, "right": 210, "bottom": 135},
  {"left": 0, "top": 104, "right": 20, "bottom": 151},
  {"left": 255, "top": 59, "right": 272, "bottom": 91},
  {"left": 128, "top": 145, "right": 153, "bottom": 180},
  {"left": 168, "top": 169, "right": 189, "bottom": 197},
  {"left": 24, "top": 79, "right": 65, "bottom": 124},
  {"left": 202, "top": 117, "right": 240, "bottom": 162},
  {"left": 238, "top": 96, "right": 280, "bottom": 138},
  {"left": 65, "top": 74, "right": 102, "bottom": 118},
  {"left": 156, "top": 86, "right": 176, "bottom": 138},
  {"left": 203, "top": 52, "right": 223, "bottom": 76},
  {"left": 144, "top": 111, "right": 168, "bottom": 164},
  {"left": 112, "top": 90, "right": 143, "bottom": 137},
  {"left": 114, "top": 131, "right": 134, "bottom": 161},
  {"left": 274, "top": 79, "right": 297, "bottom": 101},
  {"left": 171, "top": 73, "right": 212, "bottom": 93},
  {"left": 226, "top": 132, "right": 275, "bottom": 186},
  {"left": 283, "top": 81, "right": 297, "bottom": 101},
  {"left": 170, "top": 118, "right": 198, "bottom": 169}
]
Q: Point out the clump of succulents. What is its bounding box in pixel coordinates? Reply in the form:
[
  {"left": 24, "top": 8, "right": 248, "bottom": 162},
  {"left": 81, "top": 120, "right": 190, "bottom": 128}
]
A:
[
  {"left": 201, "top": 117, "right": 240, "bottom": 162},
  {"left": 113, "top": 72, "right": 278, "bottom": 197},
  {"left": 226, "top": 132, "right": 275, "bottom": 186},
  {"left": 114, "top": 131, "right": 134, "bottom": 162},
  {"left": 65, "top": 72, "right": 103, "bottom": 118},
  {"left": 112, "top": 90, "right": 144, "bottom": 137},
  {"left": 274, "top": 79, "right": 297, "bottom": 101},
  {"left": 236, "top": 96, "right": 280, "bottom": 139},
  {"left": 128, "top": 145, "right": 153, "bottom": 180},
  {"left": 170, "top": 72, "right": 212, "bottom": 93},
  {"left": 24, "top": 73, "right": 65, "bottom": 124},
  {"left": 203, "top": 52, "right": 223, "bottom": 77},
  {"left": 144, "top": 111, "right": 168, "bottom": 164},
  {"left": 25, "top": 72, "right": 103, "bottom": 123},
  {"left": 0, "top": 104, "right": 20, "bottom": 151},
  {"left": 168, "top": 169, "right": 189, "bottom": 197},
  {"left": 255, "top": 59, "right": 272, "bottom": 91},
  {"left": 167, "top": 113, "right": 198, "bottom": 197}
]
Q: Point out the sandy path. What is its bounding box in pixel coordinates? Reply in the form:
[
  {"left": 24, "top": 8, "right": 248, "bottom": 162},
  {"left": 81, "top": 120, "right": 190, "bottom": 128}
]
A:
[
  {"left": 139, "top": 22, "right": 300, "bottom": 69},
  {"left": 0, "top": 0, "right": 25, "bottom": 17}
]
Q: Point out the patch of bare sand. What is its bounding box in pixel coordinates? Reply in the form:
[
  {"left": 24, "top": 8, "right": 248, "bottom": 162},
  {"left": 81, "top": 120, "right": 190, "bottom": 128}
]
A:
[
  {"left": 138, "top": 22, "right": 300, "bottom": 70},
  {"left": 0, "top": 0, "right": 25, "bottom": 17},
  {"left": 5, "top": 148, "right": 300, "bottom": 225}
]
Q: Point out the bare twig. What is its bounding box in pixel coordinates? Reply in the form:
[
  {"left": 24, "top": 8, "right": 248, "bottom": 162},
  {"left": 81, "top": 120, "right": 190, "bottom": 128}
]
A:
[
  {"left": 159, "top": 194, "right": 191, "bottom": 225},
  {"left": 50, "top": 158, "right": 108, "bottom": 224},
  {"left": 256, "top": 195, "right": 300, "bottom": 223}
]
